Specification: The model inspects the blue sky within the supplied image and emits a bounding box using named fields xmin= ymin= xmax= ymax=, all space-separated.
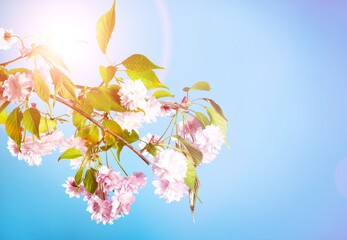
xmin=1 ymin=0 xmax=347 ymax=239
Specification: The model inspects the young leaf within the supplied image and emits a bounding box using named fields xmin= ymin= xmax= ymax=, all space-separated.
xmin=184 ymin=161 xmax=197 ymax=191
xmin=50 ymin=67 xmax=76 ymax=100
xmin=145 ymin=143 xmax=157 ymax=156
xmin=75 ymin=166 xmax=84 ymax=186
xmin=99 ymin=65 xmax=116 ymax=85
xmin=104 ymin=85 xmax=125 ymax=112
xmin=39 ymin=117 xmax=57 ymax=133
xmin=72 ymin=111 xmax=87 ymax=130
xmin=203 ymin=98 xmax=227 ymax=120
xmin=5 ymin=107 xmax=23 ymax=149
xmin=83 ymin=168 xmax=98 ymax=194
xmin=189 ymin=178 xmax=200 ymax=216
xmin=152 ymin=90 xmax=174 ymax=99
xmin=126 ymin=69 xmax=167 ymax=90
xmin=96 ymin=0 xmax=116 ymax=54
xmin=34 ymin=70 xmax=50 ymax=103
xmin=122 ymin=54 xmax=164 ymax=71
xmin=87 ymin=88 xmax=110 ymax=112
xmin=77 ymin=125 xmax=100 ymax=146
xmin=0 ymin=109 xmax=8 ymax=124
xmin=189 ymin=81 xmax=211 ymax=92
xmin=58 ymin=148 xmax=83 ymax=161
xmin=184 ymin=161 xmax=200 ymax=216
xmin=23 ymin=108 xmax=41 ymax=139
xmin=102 ymin=119 xmax=123 ymax=137
xmin=123 ymin=129 xmax=139 ymax=144
xmin=195 ymin=112 xmax=210 ymax=128
xmin=206 ymin=106 xmax=228 ymax=136
xmin=176 ymin=136 xmax=203 ymax=166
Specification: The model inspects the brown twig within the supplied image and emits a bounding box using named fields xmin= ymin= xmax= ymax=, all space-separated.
xmin=51 ymin=94 xmax=151 ymax=165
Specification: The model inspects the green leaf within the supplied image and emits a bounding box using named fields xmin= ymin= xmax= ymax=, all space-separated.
xmin=126 ymin=69 xmax=167 ymax=90
xmin=50 ymin=67 xmax=76 ymax=100
xmin=96 ymin=0 xmax=116 ymax=54
xmin=145 ymin=143 xmax=157 ymax=156
xmin=31 ymin=45 xmax=69 ymax=72
xmin=83 ymin=168 xmax=98 ymax=194
xmin=87 ymin=88 xmax=110 ymax=112
xmin=206 ymin=106 xmax=228 ymax=136
xmin=152 ymin=90 xmax=174 ymax=99
xmin=72 ymin=111 xmax=86 ymax=130
xmin=203 ymin=98 xmax=227 ymax=120
xmin=99 ymin=65 xmax=116 ymax=85
xmin=102 ymin=119 xmax=123 ymax=137
xmin=176 ymin=136 xmax=203 ymax=166
xmin=34 ymin=70 xmax=50 ymax=103
xmin=195 ymin=112 xmax=210 ymax=128
xmin=5 ymin=107 xmax=23 ymax=149
xmin=75 ymin=166 xmax=84 ymax=186
xmin=122 ymin=54 xmax=164 ymax=71
xmin=72 ymin=97 xmax=93 ymax=129
xmin=23 ymin=108 xmax=41 ymax=139
xmin=123 ymin=129 xmax=139 ymax=144
xmin=189 ymin=178 xmax=200 ymax=216
xmin=0 ymin=109 xmax=8 ymax=124
xmin=184 ymin=161 xmax=197 ymax=191
xmin=104 ymin=85 xmax=126 ymax=112
xmin=77 ymin=125 xmax=100 ymax=146
xmin=39 ymin=117 xmax=57 ymax=133
xmin=184 ymin=161 xmax=200 ymax=216
xmin=184 ymin=81 xmax=211 ymax=92
xmin=58 ymin=148 xmax=83 ymax=161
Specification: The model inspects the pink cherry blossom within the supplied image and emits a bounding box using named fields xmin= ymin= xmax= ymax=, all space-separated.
xmin=62 ymin=177 xmax=81 ymax=198
xmin=87 ymin=196 xmax=116 ymax=224
xmin=142 ymin=96 xmax=162 ymax=123
xmin=194 ymin=125 xmax=225 ymax=164
xmin=96 ymin=166 xmax=124 ymax=192
xmin=121 ymin=172 xmax=147 ymax=193
xmin=160 ymin=104 xmax=175 ymax=117
xmin=152 ymin=149 xmax=188 ymax=183
xmin=112 ymin=190 xmax=135 ymax=216
xmin=0 ymin=28 xmax=17 ymax=50
xmin=7 ymin=130 xmax=64 ymax=166
xmin=118 ymin=79 xmax=148 ymax=110
xmin=3 ymin=72 xmax=33 ymax=103
xmin=177 ymin=117 xmax=202 ymax=139
xmin=115 ymin=111 xmax=144 ymax=133
xmin=153 ymin=179 xmax=188 ymax=203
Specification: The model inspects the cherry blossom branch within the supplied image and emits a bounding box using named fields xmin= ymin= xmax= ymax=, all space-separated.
xmin=51 ymin=94 xmax=151 ymax=165
xmin=0 ymin=55 xmax=26 ymax=67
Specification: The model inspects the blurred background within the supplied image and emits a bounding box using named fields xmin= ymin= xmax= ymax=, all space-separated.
xmin=1 ymin=0 xmax=347 ymax=239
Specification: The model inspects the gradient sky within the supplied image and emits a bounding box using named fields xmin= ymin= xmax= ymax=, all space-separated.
xmin=1 ymin=0 xmax=347 ymax=239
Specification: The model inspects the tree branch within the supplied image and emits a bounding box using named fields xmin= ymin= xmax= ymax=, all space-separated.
xmin=51 ymin=94 xmax=151 ymax=165
xmin=0 ymin=55 xmax=26 ymax=67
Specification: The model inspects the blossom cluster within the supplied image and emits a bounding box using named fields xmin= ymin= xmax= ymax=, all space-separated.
xmin=8 ymin=131 xmax=86 ymax=167
xmin=116 ymin=79 xmax=163 ymax=132
xmin=178 ymin=118 xmax=225 ymax=164
xmin=63 ymin=167 xmax=146 ymax=224
xmin=1 ymin=17 xmax=228 ymax=223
